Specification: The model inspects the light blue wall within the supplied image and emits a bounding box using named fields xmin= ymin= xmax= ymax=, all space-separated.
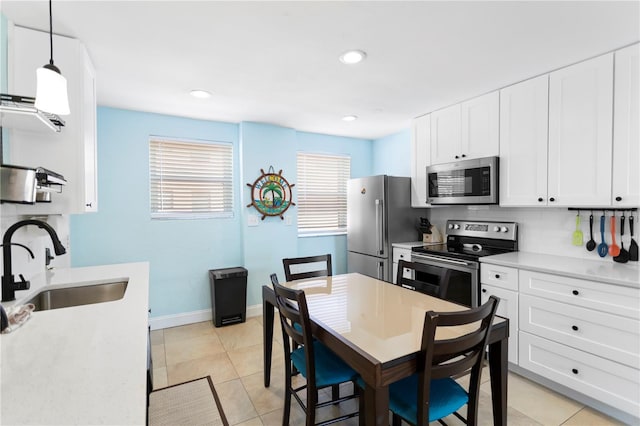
xmin=371 ymin=128 xmax=411 ymax=176
xmin=70 ymin=107 xmax=242 ymax=317
xmin=70 ymin=108 xmax=376 ymax=317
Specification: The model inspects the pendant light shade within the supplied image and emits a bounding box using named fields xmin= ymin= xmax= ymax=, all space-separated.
xmin=34 ymin=0 xmax=70 ymax=115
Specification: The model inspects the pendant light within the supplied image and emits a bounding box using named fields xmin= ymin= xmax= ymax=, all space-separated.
xmin=35 ymin=0 xmax=70 ymax=115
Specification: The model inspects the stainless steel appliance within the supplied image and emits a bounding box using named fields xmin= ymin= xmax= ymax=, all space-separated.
xmin=347 ymin=175 xmax=426 ymax=282
xmin=1 ymin=164 xmax=67 ymax=204
xmin=0 ymin=94 xmax=65 ymax=133
xmin=426 ymin=156 xmax=499 ymax=205
xmin=411 ymin=220 xmax=518 ymax=307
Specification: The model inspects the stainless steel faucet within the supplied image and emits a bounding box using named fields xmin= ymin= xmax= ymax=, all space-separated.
xmin=1 ymin=219 xmax=67 ymax=302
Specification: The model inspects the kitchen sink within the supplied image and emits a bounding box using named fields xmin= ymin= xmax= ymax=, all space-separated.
xmin=26 ymin=281 xmax=128 ymax=311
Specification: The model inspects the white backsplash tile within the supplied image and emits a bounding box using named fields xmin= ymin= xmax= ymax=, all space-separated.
xmin=428 ymin=205 xmax=640 ymax=263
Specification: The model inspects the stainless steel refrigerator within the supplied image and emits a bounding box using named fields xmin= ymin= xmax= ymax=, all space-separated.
xmin=347 ymin=175 xmax=427 ymax=282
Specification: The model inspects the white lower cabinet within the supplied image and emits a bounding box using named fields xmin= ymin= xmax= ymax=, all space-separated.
xmin=392 ymin=247 xmax=412 ymax=284
xmin=481 ymin=284 xmax=518 ymax=364
xmin=519 ymin=332 xmax=640 ymax=416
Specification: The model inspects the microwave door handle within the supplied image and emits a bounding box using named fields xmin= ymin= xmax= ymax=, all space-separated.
xmin=375 ymin=199 xmax=384 ymax=255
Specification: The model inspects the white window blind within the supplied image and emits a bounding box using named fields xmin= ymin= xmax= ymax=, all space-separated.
xmin=149 ymin=138 xmax=233 ymax=219
xmin=297 ymin=152 xmax=350 ymax=234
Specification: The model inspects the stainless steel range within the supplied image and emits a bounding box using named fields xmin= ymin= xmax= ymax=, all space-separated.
xmin=411 ymin=220 xmax=518 ymax=307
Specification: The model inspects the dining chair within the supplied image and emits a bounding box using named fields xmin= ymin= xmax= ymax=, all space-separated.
xmin=386 ymin=295 xmax=499 ymax=426
xmin=271 ymin=279 xmax=360 ymax=426
xmin=282 ymin=254 xmax=332 ymax=281
xmin=396 ymin=259 xmax=451 ymax=299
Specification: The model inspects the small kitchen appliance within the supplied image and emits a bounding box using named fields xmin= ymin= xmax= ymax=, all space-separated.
xmin=426 ymin=156 xmax=499 ymax=205
xmin=411 ymin=220 xmax=518 ymax=307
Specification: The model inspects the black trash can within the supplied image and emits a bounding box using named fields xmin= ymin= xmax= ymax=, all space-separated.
xmin=209 ymin=267 xmax=248 ymax=327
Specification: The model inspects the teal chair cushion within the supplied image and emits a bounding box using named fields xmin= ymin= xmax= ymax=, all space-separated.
xmin=291 ymin=341 xmax=357 ymax=388
xmin=388 ymin=374 xmax=468 ymax=423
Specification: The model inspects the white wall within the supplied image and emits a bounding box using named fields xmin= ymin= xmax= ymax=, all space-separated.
xmin=428 ymin=205 xmax=639 ymax=263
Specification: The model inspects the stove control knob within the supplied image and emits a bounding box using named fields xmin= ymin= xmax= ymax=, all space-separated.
xmin=500 ymin=226 xmax=509 ymax=233
xmin=493 ymin=226 xmax=500 ymax=232
xmin=453 ymin=224 xmax=460 ymax=230
xmin=448 ymin=224 xmax=454 ymax=230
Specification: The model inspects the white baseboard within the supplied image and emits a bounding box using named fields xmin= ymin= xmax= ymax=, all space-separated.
xmin=150 ymin=304 xmax=262 ymax=330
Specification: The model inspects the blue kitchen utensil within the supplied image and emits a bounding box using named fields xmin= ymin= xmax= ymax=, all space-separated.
xmin=597 ymin=214 xmax=608 ymax=257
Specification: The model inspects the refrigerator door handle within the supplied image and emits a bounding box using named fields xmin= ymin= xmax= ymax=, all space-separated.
xmin=375 ymin=199 xmax=384 ymax=255
xmin=377 ymin=261 xmax=384 ymax=280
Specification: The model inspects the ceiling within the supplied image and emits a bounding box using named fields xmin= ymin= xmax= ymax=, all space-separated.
xmin=1 ymin=1 xmax=638 ymax=140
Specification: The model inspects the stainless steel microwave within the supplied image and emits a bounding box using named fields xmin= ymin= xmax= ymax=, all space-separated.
xmin=426 ymin=156 xmax=499 ymax=205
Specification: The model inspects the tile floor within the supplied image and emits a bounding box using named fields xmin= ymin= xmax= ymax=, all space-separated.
xmin=150 ymin=317 xmax=624 ymax=425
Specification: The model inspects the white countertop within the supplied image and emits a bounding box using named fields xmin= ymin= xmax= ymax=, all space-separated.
xmin=392 ymin=241 xmax=427 ymax=250
xmin=0 ymin=262 xmax=150 ymax=425
xmin=481 ymin=252 xmax=640 ymax=288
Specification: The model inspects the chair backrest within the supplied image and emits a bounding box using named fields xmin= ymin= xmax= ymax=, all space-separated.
xmin=415 ymin=296 xmax=499 ymax=426
xmin=271 ymin=280 xmax=318 ymax=388
xmin=396 ymin=259 xmax=451 ymax=299
xmin=282 ymin=254 xmax=332 ymax=281
xmin=270 ymin=273 xmax=280 ymax=286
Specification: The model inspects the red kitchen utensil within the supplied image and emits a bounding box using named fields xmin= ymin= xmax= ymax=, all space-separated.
xmin=609 ymin=215 xmax=620 ymax=257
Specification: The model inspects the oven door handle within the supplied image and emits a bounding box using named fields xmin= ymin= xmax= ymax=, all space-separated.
xmin=412 ymin=253 xmax=474 ymax=268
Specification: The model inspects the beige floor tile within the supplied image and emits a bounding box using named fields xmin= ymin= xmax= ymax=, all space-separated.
xmin=228 ymin=342 xmax=284 ymax=378
xmin=151 ymin=344 xmax=166 ymax=368
xmin=167 ymin=351 xmax=239 ymax=386
xmin=163 ymin=320 xmax=217 ymax=343
xmin=150 ymin=329 xmax=164 ymax=345
xmin=216 ymin=318 xmax=264 ymax=351
xmin=215 ymin=379 xmax=259 ymax=425
xmin=152 ymin=366 xmax=168 ymax=390
xmin=261 ymin=405 xmax=306 ymax=426
xmin=164 ymin=333 xmax=226 ymax=365
xmin=481 ymin=372 xmax=583 ymax=425
xmin=562 ymin=406 xmax=625 ymax=426
xmin=242 ymin=371 xmax=287 ymax=415
xmin=233 ymin=417 xmax=264 ymax=426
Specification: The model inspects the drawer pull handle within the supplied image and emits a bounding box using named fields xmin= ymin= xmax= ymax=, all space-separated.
xmin=482 ymin=289 xmax=487 ymax=293
xmin=400 ymin=255 xmax=404 ymax=258
xmin=572 ymin=368 xmax=579 ymax=375
xmin=494 ymin=274 xmax=500 ymax=279
xmin=571 ymin=325 xmax=579 ymax=331
xmin=572 ymin=290 xmax=579 ymax=296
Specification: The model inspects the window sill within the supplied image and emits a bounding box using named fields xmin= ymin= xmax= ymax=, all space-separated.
xmin=298 ymin=231 xmax=347 ymax=238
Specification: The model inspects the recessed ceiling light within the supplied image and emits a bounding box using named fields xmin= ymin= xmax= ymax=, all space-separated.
xmin=190 ymin=89 xmax=212 ymax=99
xmin=342 ymin=115 xmax=358 ymax=122
xmin=339 ymin=50 xmax=367 ymax=65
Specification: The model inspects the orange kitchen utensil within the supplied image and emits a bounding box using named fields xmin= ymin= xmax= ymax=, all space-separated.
xmin=609 ymin=215 xmax=620 ymax=257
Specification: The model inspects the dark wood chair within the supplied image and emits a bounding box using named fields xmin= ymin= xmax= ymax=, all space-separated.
xmin=385 ymin=296 xmax=500 ymax=426
xmin=271 ymin=280 xmax=359 ymax=426
xmin=396 ymin=259 xmax=451 ymax=299
xmin=282 ymin=254 xmax=332 ymax=281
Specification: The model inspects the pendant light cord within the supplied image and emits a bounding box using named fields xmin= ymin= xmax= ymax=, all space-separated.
xmin=48 ymin=0 xmax=54 ymax=65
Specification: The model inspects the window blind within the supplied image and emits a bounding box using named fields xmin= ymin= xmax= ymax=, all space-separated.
xmin=297 ymin=152 xmax=350 ymax=234
xmin=149 ymin=138 xmax=233 ymax=219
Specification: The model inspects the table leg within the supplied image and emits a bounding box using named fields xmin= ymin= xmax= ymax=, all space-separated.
xmin=364 ymin=383 xmax=389 ymax=426
xmin=488 ymin=337 xmax=508 ymax=426
xmin=263 ymin=298 xmax=274 ymax=387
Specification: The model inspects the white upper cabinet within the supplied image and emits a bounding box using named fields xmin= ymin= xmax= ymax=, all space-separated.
xmin=461 ymin=91 xmax=500 ymax=160
xmin=548 ymin=53 xmax=614 ymax=206
xmin=612 ymin=43 xmax=640 ymax=207
xmin=430 ymin=91 xmax=499 ymax=165
xmin=499 ymin=75 xmax=549 ymax=206
xmin=410 ymin=114 xmax=430 ymax=207
xmin=8 ymin=26 xmax=97 ymax=214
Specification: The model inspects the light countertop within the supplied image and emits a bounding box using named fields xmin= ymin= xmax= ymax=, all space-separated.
xmin=0 ymin=262 xmax=149 ymax=425
xmin=481 ymin=252 xmax=639 ymax=288
xmin=392 ymin=241 xmax=427 ymax=250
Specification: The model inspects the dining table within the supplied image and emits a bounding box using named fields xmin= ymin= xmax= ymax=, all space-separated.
xmin=262 ymin=273 xmax=509 ymax=425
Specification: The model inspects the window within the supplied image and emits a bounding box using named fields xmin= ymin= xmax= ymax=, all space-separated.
xmin=149 ymin=137 xmax=233 ymax=219
xmin=297 ymin=152 xmax=350 ymax=235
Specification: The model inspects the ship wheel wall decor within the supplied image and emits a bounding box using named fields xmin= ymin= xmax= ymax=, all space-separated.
xmin=246 ymin=167 xmax=295 ymax=220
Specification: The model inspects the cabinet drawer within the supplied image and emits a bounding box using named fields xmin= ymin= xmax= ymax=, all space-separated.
xmin=393 ymin=248 xmax=412 ymax=264
xmin=520 ymin=294 xmax=639 ymax=368
xmin=480 ymin=264 xmax=518 ymax=290
xmin=481 ymin=284 xmax=518 ymax=364
xmin=519 ymin=270 xmax=640 ymax=319
xmin=519 ymin=332 xmax=640 ymax=416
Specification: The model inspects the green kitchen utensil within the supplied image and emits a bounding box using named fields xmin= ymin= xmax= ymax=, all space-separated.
xmin=572 ymin=214 xmax=583 ymax=246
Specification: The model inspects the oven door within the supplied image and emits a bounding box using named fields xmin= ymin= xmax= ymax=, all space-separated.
xmin=410 ymin=252 xmax=479 ymax=307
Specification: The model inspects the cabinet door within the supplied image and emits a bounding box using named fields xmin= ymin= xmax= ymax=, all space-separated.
xmin=461 ymin=91 xmax=499 ymax=160
xmin=411 ymin=114 xmax=430 ymax=207
xmin=499 ymin=76 xmax=549 ymax=206
xmin=481 ymin=284 xmax=518 ymax=364
xmin=612 ymin=43 xmax=640 ymax=207
xmin=81 ymin=46 xmax=98 ymax=212
xmin=430 ymin=104 xmax=461 ymax=165
xmin=548 ymin=53 xmax=614 ymax=206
